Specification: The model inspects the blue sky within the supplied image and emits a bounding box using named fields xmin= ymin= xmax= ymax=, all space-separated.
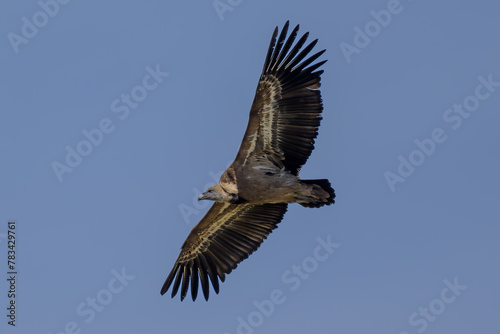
xmin=1 ymin=0 xmax=499 ymax=333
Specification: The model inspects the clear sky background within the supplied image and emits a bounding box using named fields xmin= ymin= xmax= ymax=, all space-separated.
xmin=1 ymin=1 xmax=499 ymax=333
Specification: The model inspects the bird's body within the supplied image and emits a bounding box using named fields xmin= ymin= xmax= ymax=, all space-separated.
xmin=161 ymin=21 xmax=335 ymax=301
xmin=218 ymin=161 xmax=331 ymax=206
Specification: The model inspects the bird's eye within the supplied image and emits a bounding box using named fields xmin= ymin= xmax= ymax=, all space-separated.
xmin=208 ymin=190 xmax=213 ymax=193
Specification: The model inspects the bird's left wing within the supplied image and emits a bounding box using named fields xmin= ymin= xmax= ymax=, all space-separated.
xmin=161 ymin=202 xmax=288 ymax=301
xmin=234 ymin=21 xmax=327 ymax=175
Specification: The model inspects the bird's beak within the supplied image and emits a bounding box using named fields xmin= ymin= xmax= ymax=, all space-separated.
xmin=198 ymin=193 xmax=205 ymax=201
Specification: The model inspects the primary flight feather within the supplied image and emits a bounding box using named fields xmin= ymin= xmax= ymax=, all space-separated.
xmin=161 ymin=21 xmax=335 ymax=301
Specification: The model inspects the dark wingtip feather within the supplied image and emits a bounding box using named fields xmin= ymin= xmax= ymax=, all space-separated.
xmin=170 ymin=265 xmax=183 ymax=298
xmin=160 ymin=263 xmax=178 ymax=295
xmin=197 ymin=257 xmax=210 ymax=301
xmin=262 ymin=26 xmax=279 ymax=74
xmin=190 ymin=260 xmax=199 ymax=301
xmin=305 ymin=60 xmax=328 ymax=75
xmin=180 ymin=264 xmax=191 ymax=301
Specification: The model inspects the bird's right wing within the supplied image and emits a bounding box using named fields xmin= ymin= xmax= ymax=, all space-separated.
xmin=161 ymin=202 xmax=288 ymax=301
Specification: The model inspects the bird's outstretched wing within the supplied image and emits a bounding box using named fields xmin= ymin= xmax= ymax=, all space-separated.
xmin=161 ymin=202 xmax=288 ymax=301
xmin=235 ymin=20 xmax=327 ymax=175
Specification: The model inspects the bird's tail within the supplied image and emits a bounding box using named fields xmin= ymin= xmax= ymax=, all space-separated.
xmin=298 ymin=179 xmax=335 ymax=208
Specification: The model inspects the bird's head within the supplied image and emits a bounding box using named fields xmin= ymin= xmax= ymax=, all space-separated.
xmin=198 ymin=184 xmax=240 ymax=203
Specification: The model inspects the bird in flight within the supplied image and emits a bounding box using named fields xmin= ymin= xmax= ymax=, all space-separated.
xmin=161 ymin=21 xmax=335 ymax=301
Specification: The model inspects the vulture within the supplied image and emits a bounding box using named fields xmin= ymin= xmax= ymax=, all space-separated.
xmin=161 ymin=21 xmax=335 ymax=301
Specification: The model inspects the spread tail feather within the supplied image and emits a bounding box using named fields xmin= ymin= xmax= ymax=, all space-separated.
xmin=298 ymin=179 xmax=335 ymax=208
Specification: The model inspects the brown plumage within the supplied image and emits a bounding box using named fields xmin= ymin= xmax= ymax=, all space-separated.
xmin=161 ymin=21 xmax=335 ymax=301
